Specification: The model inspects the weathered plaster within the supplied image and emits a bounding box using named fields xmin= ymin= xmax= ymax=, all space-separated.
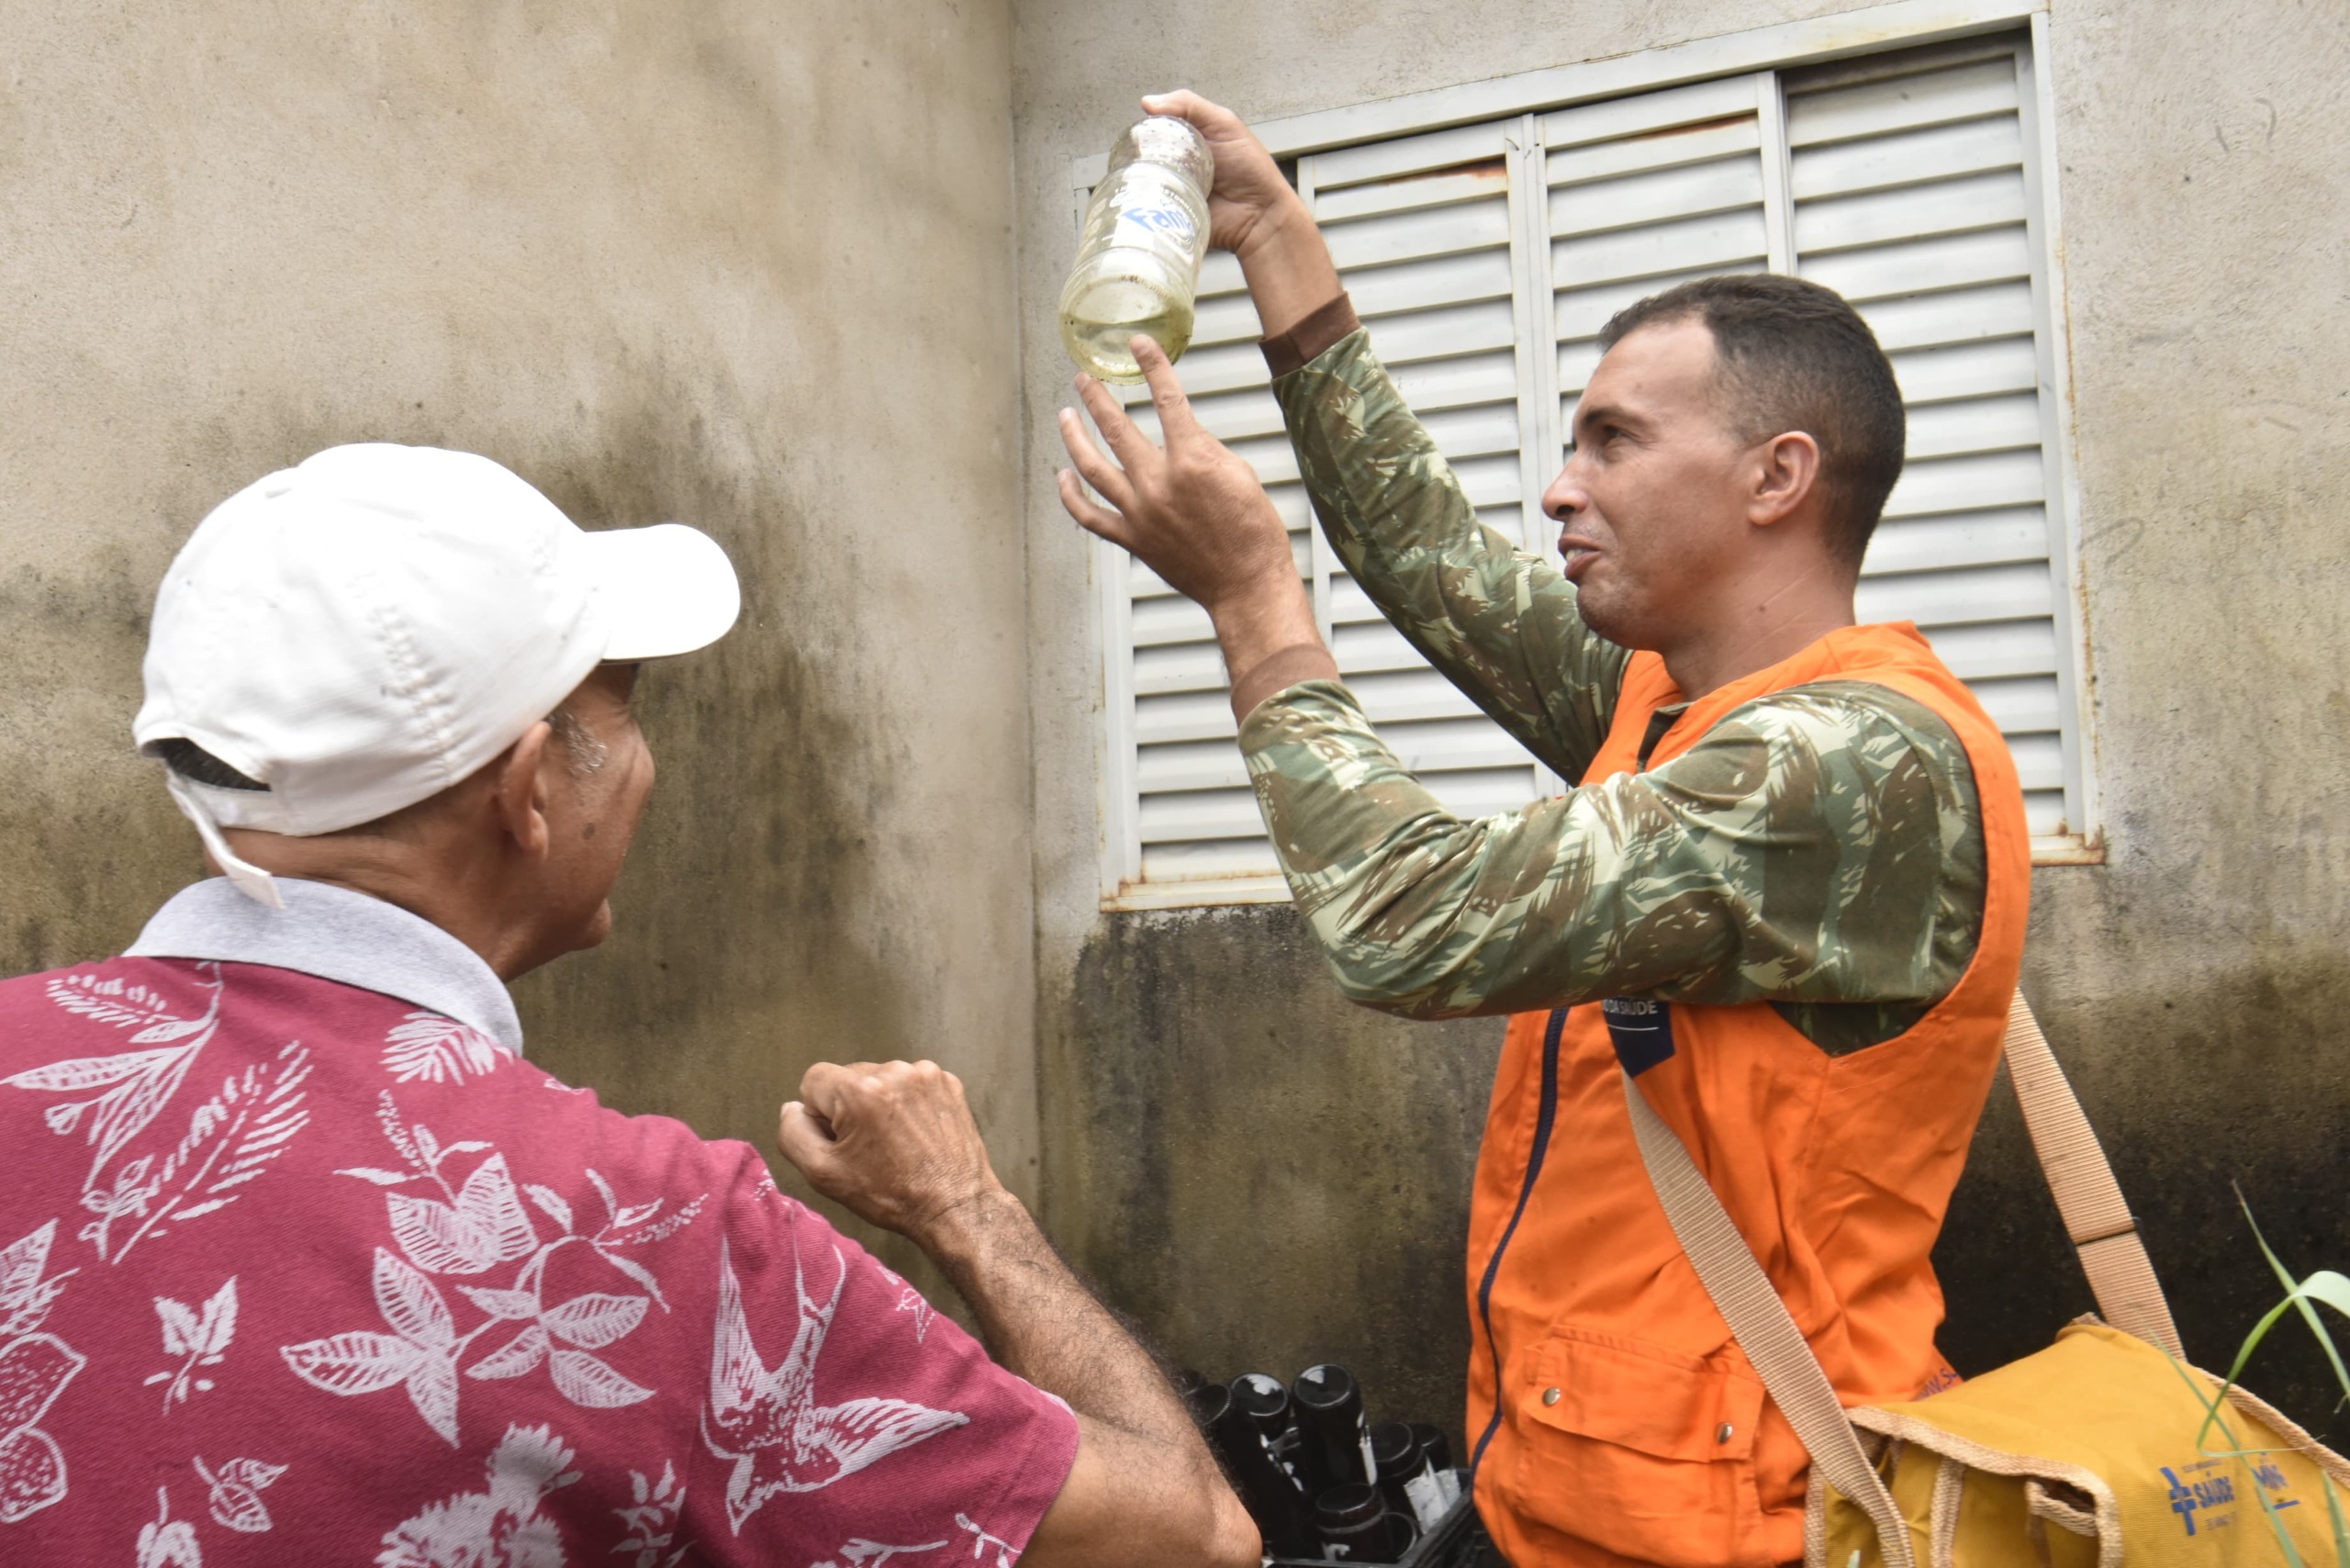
xmin=1015 ymin=0 xmax=2350 ymax=1434
xmin=0 ymin=0 xmax=1034 ymax=1303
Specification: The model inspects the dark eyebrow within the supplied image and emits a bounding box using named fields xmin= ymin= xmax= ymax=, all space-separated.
xmin=1572 ymin=398 xmax=1645 ymax=436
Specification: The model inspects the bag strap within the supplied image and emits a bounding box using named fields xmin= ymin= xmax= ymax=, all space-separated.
xmin=1621 ymin=1074 xmax=1919 ymax=1568
xmin=1998 ymin=991 xmax=2183 ymax=1358
xmin=1625 ymin=992 xmax=2185 ymax=1563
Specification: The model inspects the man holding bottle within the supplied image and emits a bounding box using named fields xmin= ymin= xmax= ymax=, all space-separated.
xmin=1056 ymin=91 xmax=2031 ymax=1568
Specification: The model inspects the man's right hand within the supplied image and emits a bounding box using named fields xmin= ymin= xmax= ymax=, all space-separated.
xmin=1138 ymin=89 xmax=1301 ymax=257
xmin=1140 ymin=88 xmax=1342 ymax=340
xmin=778 ymin=1058 xmax=1006 ymax=1248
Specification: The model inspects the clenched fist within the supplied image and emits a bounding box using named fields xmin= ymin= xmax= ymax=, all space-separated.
xmin=777 ymin=1059 xmax=1003 ymax=1245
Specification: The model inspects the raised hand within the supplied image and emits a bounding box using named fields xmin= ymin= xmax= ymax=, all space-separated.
xmin=1056 ymin=336 xmax=1317 ymax=678
xmin=1138 ymin=89 xmax=1342 ymax=338
xmin=1138 ymin=89 xmax=1301 ymax=257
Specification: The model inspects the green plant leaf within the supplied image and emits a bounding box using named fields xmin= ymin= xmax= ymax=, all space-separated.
xmin=2204 ymin=1295 xmax=2301 ymax=1450
xmin=2243 ymin=1196 xmax=2350 ymax=1402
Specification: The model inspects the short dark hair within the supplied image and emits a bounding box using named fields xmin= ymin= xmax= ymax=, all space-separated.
xmin=1596 ymin=274 xmax=1905 ymax=565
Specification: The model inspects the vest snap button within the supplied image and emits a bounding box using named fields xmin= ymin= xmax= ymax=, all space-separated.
xmin=1541 ymin=1387 xmax=1561 ymax=1406
xmin=1717 ymin=1422 xmax=1734 ymax=1443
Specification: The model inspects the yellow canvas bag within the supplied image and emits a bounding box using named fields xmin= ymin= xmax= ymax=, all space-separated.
xmin=1628 ymin=993 xmax=2350 ymax=1568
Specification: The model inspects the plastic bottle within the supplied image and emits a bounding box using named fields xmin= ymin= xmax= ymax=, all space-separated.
xmin=1371 ymin=1420 xmax=1446 ymax=1530
xmin=1292 ymin=1363 xmax=1378 ymax=1493
xmin=1314 ymin=1484 xmax=1415 ymax=1563
xmin=1202 ymin=1385 xmax=1318 ymax=1559
xmin=1228 ymin=1372 xmax=1293 ymax=1442
xmin=1058 ymin=117 xmax=1215 ymax=384
xmin=1410 ymin=1422 xmax=1462 ymax=1508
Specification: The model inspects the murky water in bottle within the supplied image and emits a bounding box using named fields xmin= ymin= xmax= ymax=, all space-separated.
xmin=1061 ymin=275 xmax=1196 ymax=384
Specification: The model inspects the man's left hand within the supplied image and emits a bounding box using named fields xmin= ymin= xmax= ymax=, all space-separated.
xmin=1056 ymin=337 xmax=1318 ymax=677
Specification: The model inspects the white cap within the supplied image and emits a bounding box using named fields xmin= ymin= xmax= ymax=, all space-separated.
xmin=134 ymin=442 xmax=742 ymax=907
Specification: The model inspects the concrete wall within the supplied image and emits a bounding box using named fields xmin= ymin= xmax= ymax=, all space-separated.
xmin=1014 ymin=0 xmax=2350 ymax=1441
xmin=0 ymin=0 xmax=1032 ymax=1301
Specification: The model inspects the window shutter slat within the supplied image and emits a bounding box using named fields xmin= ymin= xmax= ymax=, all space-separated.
xmin=1307 ymin=120 xmax=1550 ymax=832
xmin=1786 ymin=46 xmax=2081 ymax=839
xmin=1101 ymin=28 xmax=2093 ymax=903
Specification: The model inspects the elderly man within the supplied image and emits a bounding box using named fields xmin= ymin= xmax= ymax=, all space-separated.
xmin=0 ymin=444 xmax=1256 ymax=1567
xmin=1057 ymin=94 xmax=2031 ymax=1568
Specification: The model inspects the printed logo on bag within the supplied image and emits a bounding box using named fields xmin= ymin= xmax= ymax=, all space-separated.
xmin=1914 ymin=1361 xmax=1963 ymax=1399
xmin=2161 ymin=1461 xmax=2239 ymax=1538
xmin=1601 ymin=998 xmax=1674 ymax=1076
xmin=2161 ymin=1456 xmax=2307 ymax=1538
xmin=2249 ymin=1461 xmax=2302 ymax=1509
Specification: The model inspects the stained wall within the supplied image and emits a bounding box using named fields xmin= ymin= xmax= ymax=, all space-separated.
xmin=1013 ymin=0 xmax=2350 ymax=1442
xmin=0 ymin=0 xmax=1033 ymax=1297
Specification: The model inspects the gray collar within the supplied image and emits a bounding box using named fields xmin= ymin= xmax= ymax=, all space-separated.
xmin=126 ymin=878 xmax=524 ymax=1056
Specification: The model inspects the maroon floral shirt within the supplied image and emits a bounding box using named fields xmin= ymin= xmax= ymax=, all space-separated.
xmin=0 ymin=879 xmax=1077 ymax=1566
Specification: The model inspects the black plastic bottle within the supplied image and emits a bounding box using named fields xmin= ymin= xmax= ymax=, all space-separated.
xmin=1203 ymin=1384 xmax=1317 ymax=1559
xmin=1184 ymin=1380 xmax=1230 ymax=1431
xmin=1229 ymin=1371 xmax=1304 ymax=1491
xmin=1292 ymin=1364 xmax=1377 ymax=1493
xmin=1371 ymin=1419 xmax=1445 ymax=1529
xmin=1313 ymin=1483 xmax=1392 ymax=1561
xmin=1227 ymin=1372 xmax=1292 ymax=1441
xmin=1411 ymin=1422 xmax=1462 ymax=1508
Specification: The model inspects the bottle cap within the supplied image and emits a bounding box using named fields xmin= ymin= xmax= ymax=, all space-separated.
xmin=1108 ymin=115 xmax=1214 ymax=191
xmin=1369 ymin=1419 xmax=1416 ymax=1478
xmin=1184 ymin=1381 xmax=1233 ymax=1429
xmin=1313 ymin=1483 xmax=1384 ymax=1529
xmin=1292 ymin=1363 xmax=1359 ymax=1411
xmin=1376 ymin=1509 xmax=1420 ymax=1563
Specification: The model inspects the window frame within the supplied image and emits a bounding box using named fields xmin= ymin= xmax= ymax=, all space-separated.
xmin=1074 ymin=0 xmax=2100 ymax=912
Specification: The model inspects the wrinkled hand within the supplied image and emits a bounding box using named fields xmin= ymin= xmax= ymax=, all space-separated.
xmin=1058 ymin=338 xmax=1315 ymax=666
xmin=778 ymin=1059 xmax=1002 ymax=1244
xmin=1140 ymin=89 xmax=1304 ymax=259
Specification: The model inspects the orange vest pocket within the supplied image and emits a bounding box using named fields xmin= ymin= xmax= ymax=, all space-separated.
xmin=1512 ymin=1327 xmax=1772 ymax=1568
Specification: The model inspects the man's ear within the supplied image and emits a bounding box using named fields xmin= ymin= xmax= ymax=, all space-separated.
xmin=1748 ymin=430 xmax=1822 ymax=530
xmin=491 ymin=722 xmax=557 ymax=860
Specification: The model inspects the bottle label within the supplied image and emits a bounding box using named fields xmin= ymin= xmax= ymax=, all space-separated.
xmin=1105 ymin=198 xmax=1202 ymax=258
xmin=1404 ymin=1470 xmax=1445 ymax=1529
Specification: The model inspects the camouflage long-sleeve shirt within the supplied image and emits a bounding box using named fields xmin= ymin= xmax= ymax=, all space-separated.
xmin=1239 ymin=327 xmax=1986 ymax=1053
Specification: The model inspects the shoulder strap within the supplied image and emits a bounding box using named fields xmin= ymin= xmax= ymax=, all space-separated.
xmin=1621 ymin=1076 xmax=1917 ymax=1568
xmin=1998 ymin=992 xmax=2183 ymax=1357
xmin=1624 ymin=991 xmax=2180 ymax=1567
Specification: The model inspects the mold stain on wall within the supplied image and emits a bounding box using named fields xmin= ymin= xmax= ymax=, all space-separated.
xmin=1045 ymin=899 xmax=2350 ymax=1444
xmin=1051 ymin=903 xmax=1502 ymax=1448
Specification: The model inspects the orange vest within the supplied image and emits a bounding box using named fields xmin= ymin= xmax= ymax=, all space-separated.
xmin=1463 ymin=622 xmax=2031 ymax=1568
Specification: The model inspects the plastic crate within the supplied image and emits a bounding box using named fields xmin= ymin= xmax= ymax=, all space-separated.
xmin=1267 ymin=1473 xmax=1489 ymax=1568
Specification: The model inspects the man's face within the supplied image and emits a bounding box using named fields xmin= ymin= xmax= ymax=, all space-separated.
xmin=1542 ymin=319 xmax=1757 ymax=651
xmin=537 ymin=662 xmax=655 ymax=957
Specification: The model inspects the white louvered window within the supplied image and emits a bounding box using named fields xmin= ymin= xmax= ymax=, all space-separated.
xmin=1090 ymin=23 xmax=2093 ymax=909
